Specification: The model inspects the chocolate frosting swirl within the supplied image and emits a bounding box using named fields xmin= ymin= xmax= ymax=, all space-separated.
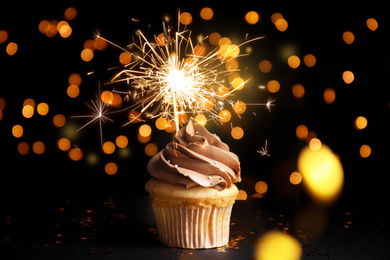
xmin=147 ymin=118 xmax=241 ymax=191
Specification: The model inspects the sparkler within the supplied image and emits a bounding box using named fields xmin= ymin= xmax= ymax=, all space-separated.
xmin=97 ymin=14 xmax=266 ymax=132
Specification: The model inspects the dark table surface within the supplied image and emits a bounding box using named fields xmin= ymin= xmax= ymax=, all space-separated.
xmin=1 ymin=191 xmax=389 ymax=259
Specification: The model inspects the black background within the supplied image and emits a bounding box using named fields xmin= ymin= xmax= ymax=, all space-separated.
xmin=1 ymin=1 xmax=389 ymax=259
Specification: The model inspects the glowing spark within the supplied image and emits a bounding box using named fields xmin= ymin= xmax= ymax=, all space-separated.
xmin=72 ymin=91 xmax=113 ymax=145
xmin=257 ymin=139 xmax=270 ymax=156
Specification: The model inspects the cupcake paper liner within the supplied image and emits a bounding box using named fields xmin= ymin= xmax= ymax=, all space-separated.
xmin=151 ymin=203 xmax=233 ymax=249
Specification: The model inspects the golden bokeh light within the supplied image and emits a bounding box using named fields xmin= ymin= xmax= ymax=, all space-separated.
xmin=218 ymin=109 xmax=231 ymax=123
xmin=233 ymin=101 xmax=246 ymax=114
xmin=209 ymin=32 xmax=221 ymax=45
xmin=292 ymin=84 xmax=305 ymax=98
xmin=138 ymin=133 xmax=151 ymax=143
xmin=37 ymin=102 xmax=49 ymax=116
xmin=0 ymin=29 xmax=8 ymax=44
xmin=81 ymin=48 xmax=94 ymax=62
xmin=119 ymin=51 xmax=132 ymax=65
xmin=267 ymin=80 xmax=280 ymax=93
xmin=22 ymin=105 xmax=34 ymax=118
xmin=94 ymin=38 xmax=108 ymax=51
xmin=105 ymin=162 xmax=118 ymax=175
xmin=155 ymin=117 xmax=168 ymax=130
xmin=231 ymin=126 xmax=244 ymax=140
xmin=270 ymin=13 xmax=284 ymax=24
xmin=342 ymin=70 xmax=354 ymax=84
xmin=235 ymin=189 xmax=247 ymax=200
xmin=354 ymin=116 xmax=368 ymax=130
xmin=127 ymin=111 xmax=142 ymax=124
xmin=296 ymin=124 xmax=308 ymax=140
xmin=139 ymin=124 xmax=152 ymax=137
xmin=200 ymin=7 xmax=213 ymax=20
xmin=275 ymin=18 xmax=288 ymax=32
xmin=255 ymin=181 xmax=268 ymax=194
xmin=194 ymin=114 xmax=207 ymax=126
xmin=64 ymin=6 xmax=77 ymax=21
xmin=53 ymin=114 xmax=66 ymax=127
xmin=164 ymin=120 xmax=176 ymax=133
xmin=343 ymin=31 xmax=355 ymax=44
xmin=258 ymin=60 xmax=272 ymax=73
xmin=101 ymin=90 xmax=114 ymax=104
xmin=111 ymin=93 xmax=122 ymax=108
xmin=32 ymin=141 xmax=45 ymax=155
xmin=17 ymin=142 xmax=29 ymax=155
xmin=254 ymin=231 xmax=302 ymax=260
xmin=303 ymin=54 xmax=316 ymax=67
xmin=218 ymin=37 xmax=231 ymax=47
xmin=360 ymin=144 xmax=371 ymax=158
xmin=102 ymin=141 xmax=116 ymax=154
xmin=323 ymin=88 xmax=336 ymax=104
xmin=309 ymin=138 xmax=322 ymax=151
xmin=57 ymin=137 xmax=71 ymax=151
xmin=6 ymin=42 xmax=18 ymax=56
xmin=216 ymin=86 xmax=229 ymax=98
xmin=12 ymin=124 xmax=23 ymax=138
xmin=298 ymin=144 xmax=344 ymax=204
xmin=68 ymin=73 xmax=82 ymax=86
xmin=290 ymin=171 xmax=303 ymax=185
xmin=366 ymin=18 xmax=378 ymax=31
xmin=287 ymin=55 xmax=300 ymax=69
xmin=115 ymin=135 xmax=128 ymax=148
xmin=145 ymin=142 xmax=158 ymax=157
xmin=179 ymin=12 xmax=192 ymax=25
xmin=68 ymin=147 xmax=83 ymax=161
xmin=67 ymin=85 xmax=80 ymax=98
xmin=245 ymin=11 xmax=260 ymax=24
xmin=231 ymin=76 xmax=245 ymax=90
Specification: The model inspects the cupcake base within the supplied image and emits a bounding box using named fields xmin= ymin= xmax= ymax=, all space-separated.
xmin=152 ymin=203 xmax=233 ymax=249
xmin=145 ymin=178 xmax=238 ymax=249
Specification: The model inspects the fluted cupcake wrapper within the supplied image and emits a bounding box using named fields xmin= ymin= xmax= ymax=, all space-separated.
xmin=151 ymin=203 xmax=233 ymax=249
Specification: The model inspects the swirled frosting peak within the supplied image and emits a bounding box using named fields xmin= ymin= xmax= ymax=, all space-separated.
xmin=147 ymin=118 xmax=241 ymax=191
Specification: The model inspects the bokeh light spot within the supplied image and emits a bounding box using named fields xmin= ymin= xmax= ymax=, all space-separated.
xmin=37 ymin=102 xmax=49 ymax=116
xmin=354 ymin=116 xmax=367 ymax=130
xmin=200 ymin=7 xmax=213 ymax=20
xmin=6 ymin=42 xmax=18 ymax=56
xmin=298 ymin=144 xmax=344 ymax=204
xmin=68 ymin=148 xmax=83 ymax=161
xmin=255 ymin=231 xmax=302 ymax=260
xmin=296 ymin=124 xmax=308 ymax=140
xmin=81 ymin=48 xmax=94 ymax=62
xmin=145 ymin=143 xmax=158 ymax=157
xmin=342 ymin=70 xmax=354 ymax=84
xmin=102 ymin=141 xmax=116 ymax=154
xmin=115 ymin=135 xmax=129 ymax=148
xmin=53 ymin=114 xmax=66 ymax=127
xmin=139 ymin=124 xmax=152 ymax=137
xmin=105 ymin=162 xmax=118 ymax=175
xmin=32 ymin=141 xmax=45 ymax=155
xmin=17 ymin=142 xmax=29 ymax=155
xmin=12 ymin=124 xmax=23 ymax=138
xmin=255 ymin=181 xmax=268 ymax=194
xmin=179 ymin=12 xmax=192 ymax=25
xmin=366 ymin=18 xmax=378 ymax=31
xmin=267 ymin=80 xmax=280 ymax=93
xmin=245 ymin=11 xmax=260 ymax=24
xmin=258 ymin=60 xmax=272 ymax=73
xmin=292 ymin=84 xmax=305 ymax=98
xmin=360 ymin=144 xmax=371 ymax=158
xmin=343 ymin=31 xmax=355 ymax=44
xmin=323 ymin=88 xmax=336 ymax=104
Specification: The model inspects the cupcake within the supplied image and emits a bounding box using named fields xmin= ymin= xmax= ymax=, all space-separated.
xmin=145 ymin=118 xmax=241 ymax=249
